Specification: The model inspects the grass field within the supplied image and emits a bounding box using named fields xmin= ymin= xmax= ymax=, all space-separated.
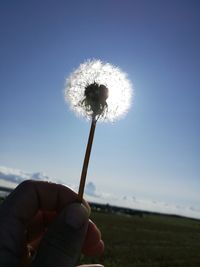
xmin=1 ymin=196 xmax=200 ymax=266
xmin=79 ymin=211 xmax=200 ymax=267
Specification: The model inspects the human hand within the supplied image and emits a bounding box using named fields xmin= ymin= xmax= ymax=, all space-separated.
xmin=0 ymin=180 xmax=104 ymax=267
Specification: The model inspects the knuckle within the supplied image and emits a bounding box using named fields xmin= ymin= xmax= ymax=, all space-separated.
xmin=17 ymin=179 xmax=35 ymax=191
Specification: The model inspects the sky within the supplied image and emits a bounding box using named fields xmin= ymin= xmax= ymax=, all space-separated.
xmin=0 ymin=0 xmax=200 ymax=218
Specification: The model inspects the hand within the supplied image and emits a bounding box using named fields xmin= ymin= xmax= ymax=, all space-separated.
xmin=0 ymin=180 xmax=104 ymax=267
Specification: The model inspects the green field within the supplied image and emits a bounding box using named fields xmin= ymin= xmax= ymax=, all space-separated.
xmin=1 ymin=196 xmax=200 ymax=266
xmin=80 ymin=211 xmax=200 ymax=267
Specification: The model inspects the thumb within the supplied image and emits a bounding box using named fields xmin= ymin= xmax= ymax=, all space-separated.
xmin=30 ymin=203 xmax=89 ymax=267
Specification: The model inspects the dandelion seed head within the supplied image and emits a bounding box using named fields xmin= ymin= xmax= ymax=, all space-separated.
xmin=64 ymin=59 xmax=133 ymax=122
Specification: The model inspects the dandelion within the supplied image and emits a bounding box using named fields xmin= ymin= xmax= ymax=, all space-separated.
xmin=65 ymin=59 xmax=132 ymax=122
xmin=64 ymin=59 xmax=133 ymax=201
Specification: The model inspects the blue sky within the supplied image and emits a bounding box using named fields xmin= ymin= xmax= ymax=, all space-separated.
xmin=0 ymin=0 xmax=200 ymax=218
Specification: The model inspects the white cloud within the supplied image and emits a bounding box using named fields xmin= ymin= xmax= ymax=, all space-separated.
xmin=0 ymin=166 xmax=52 ymax=185
xmin=85 ymin=182 xmax=99 ymax=197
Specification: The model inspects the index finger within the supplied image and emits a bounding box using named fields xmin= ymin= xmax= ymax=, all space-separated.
xmin=1 ymin=180 xmax=87 ymax=224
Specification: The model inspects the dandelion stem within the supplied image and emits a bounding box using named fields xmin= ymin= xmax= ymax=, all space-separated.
xmin=78 ymin=118 xmax=97 ymax=202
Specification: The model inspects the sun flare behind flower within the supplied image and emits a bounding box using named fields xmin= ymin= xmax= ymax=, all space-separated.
xmin=65 ymin=59 xmax=133 ymax=122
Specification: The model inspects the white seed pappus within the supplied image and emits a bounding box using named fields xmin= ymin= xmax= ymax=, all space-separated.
xmin=64 ymin=59 xmax=133 ymax=122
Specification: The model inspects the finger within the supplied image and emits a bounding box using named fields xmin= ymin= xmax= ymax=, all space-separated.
xmin=82 ymin=220 xmax=104 ymax=256
xmin=30 ymin=203 xmax=89 ymax=267
xmin=27 ymin=214 xmax=101 ymax=248
xmin=82 ymin=239 xmax=104 ymax=257
xmin=28 ymin=218 xmax=104 ymax=256
xmin=26 ymin=211 xmax=44 ymax=243
xmin=27 ymin=210 xmax=57 ymax=242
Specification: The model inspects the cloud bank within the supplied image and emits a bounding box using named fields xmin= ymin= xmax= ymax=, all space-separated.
xmin=0 ymin=166 xmax=51 ymax=185
xmin=0 ymin=166 xmax=200 ymax=219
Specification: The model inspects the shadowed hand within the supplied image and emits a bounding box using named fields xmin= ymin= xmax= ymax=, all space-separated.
xmin=0 ymin=181 xmax=104 ymax=267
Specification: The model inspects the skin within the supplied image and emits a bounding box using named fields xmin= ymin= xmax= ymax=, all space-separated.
xmin=0 ymin=180 xmax=104 ymax=267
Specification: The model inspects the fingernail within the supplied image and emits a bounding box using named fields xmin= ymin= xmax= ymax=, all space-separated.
xmin=83 ymin=201 xmax=91 ymax=216
xmin=65 ymin=203 xmax=89 ymax=229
